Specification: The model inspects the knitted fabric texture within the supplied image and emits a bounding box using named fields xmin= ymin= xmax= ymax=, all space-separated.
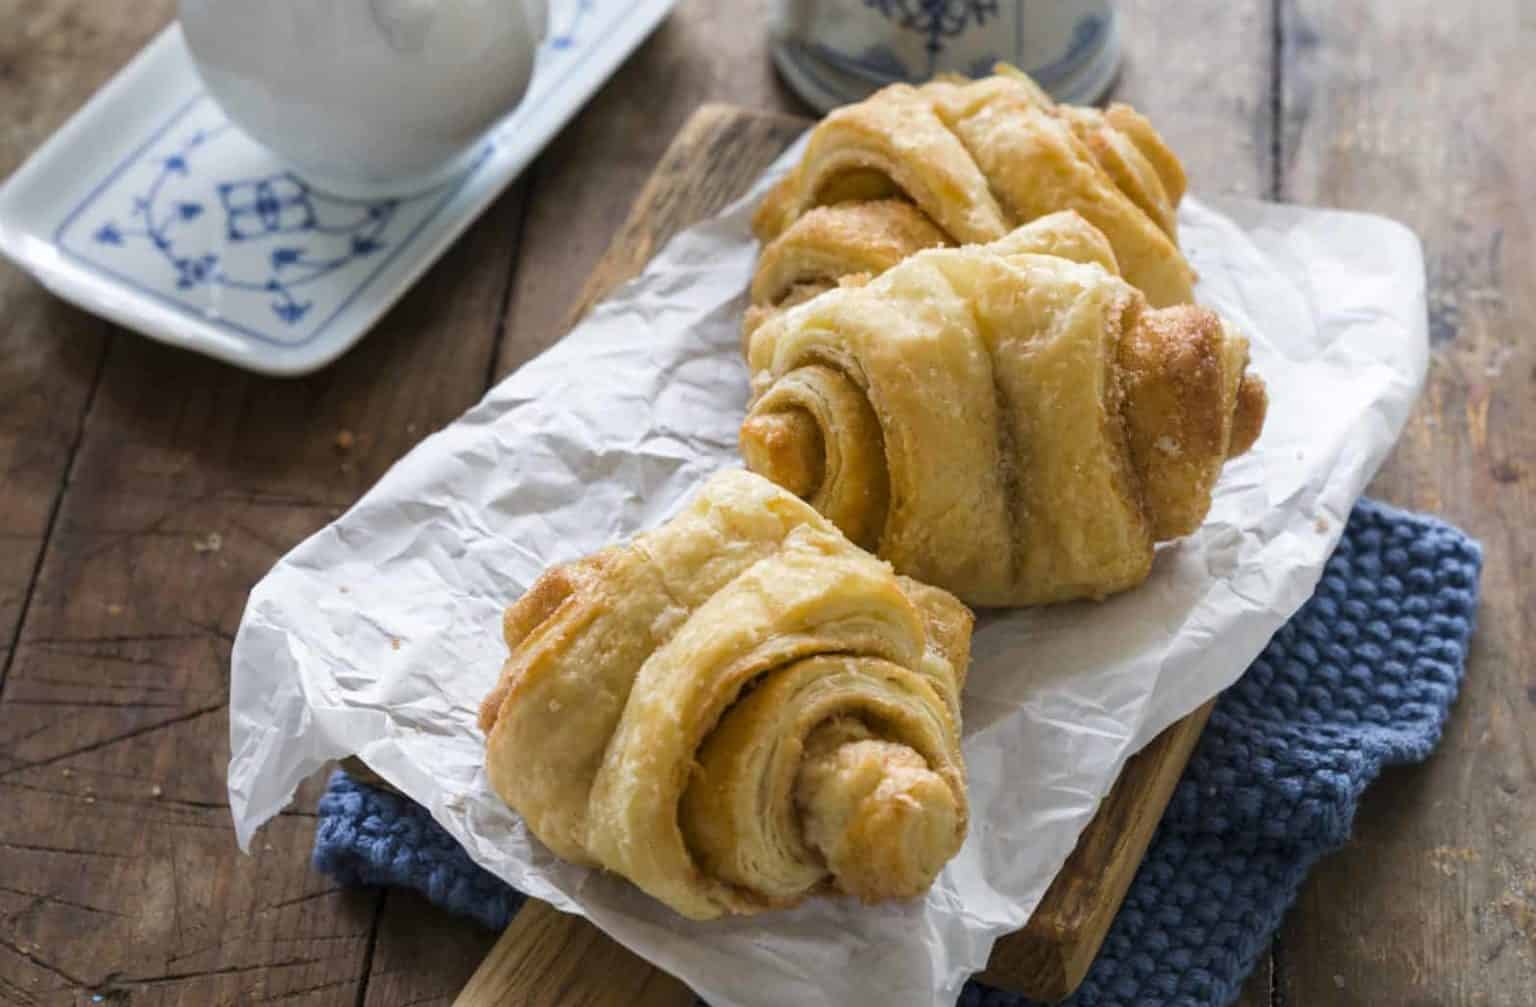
xmin=313 ymin=498 xmax=1483 ymax=1007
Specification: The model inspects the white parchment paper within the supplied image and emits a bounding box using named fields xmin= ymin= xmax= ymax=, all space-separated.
xmin=228 ymin=139 xmax=1427 ymax=1007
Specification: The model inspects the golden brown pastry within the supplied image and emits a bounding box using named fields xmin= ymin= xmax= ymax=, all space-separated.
xmin=752 ymin=67 xmax=1194 ymax=313
xmin=746 ymin=203 xmax=1122 ymax=342
xmin=479 ymin=469 xmax=973 ymax=920
xmin=755 ymin=82 xmax=1007 ymax=246
xmin=740 ymin=226 xmax=1267 ymax=607
xmin=1057 ymin=103 xmax=1186 ymax=239
xmin=744 ymin=200 xmax=952 ymax=343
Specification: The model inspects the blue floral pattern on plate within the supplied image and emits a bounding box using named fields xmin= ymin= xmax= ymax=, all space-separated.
xmin=55 ymin=96 xmax=488 ymax=348
xmin=0 ymin=0 xmax=678 ymax=373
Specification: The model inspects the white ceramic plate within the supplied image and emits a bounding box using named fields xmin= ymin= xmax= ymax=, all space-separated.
xmin=0 ymin=0 xmax=675 ymax=376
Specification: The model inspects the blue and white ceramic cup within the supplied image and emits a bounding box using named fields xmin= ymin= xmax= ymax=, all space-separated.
xmin=771 ymin=0 xmax=1122 ymax=112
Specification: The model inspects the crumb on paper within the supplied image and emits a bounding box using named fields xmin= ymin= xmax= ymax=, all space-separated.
xmin=335 ymin=429 xmax=356 ymax=451
xmin=339 ymin=585 xmax=350 ymax=594
xmin=193 ymin=531 xmax=223 ymax=553
xmin=1315 ymin=516 xmax=1329 ymax=533
xmin=390 ymin=638 xmax=401 ymax=651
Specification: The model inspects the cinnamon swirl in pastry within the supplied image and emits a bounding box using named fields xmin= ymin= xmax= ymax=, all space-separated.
xmin=741 ymin=228 xmax=1266 ymax=607
xmin=479 ymin=470 xmax=973 ymax=919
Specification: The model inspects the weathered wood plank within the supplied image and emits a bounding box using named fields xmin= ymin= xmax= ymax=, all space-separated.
xmin=0 ymin=0 xmax=171 ymax=703
xmin=1114 ymin=0 xmax=1275 ymax=200
xmin=453 ymin=902 xmax=692 ymax=1007
xmin=1277 ymin=1 xmax=1536 ymax=1003
xmin=564 ymin=103 xmax=809 ymax=326
xmin=0 ymin=209 xmax=530 ymax=1002
xmin=359 ymin=891 xmax=501 ymax=1007
xmin=1236 ymin=953 xmax=1273 ymax=1007
xmin=493 ymin=0 xmax=797 ymax=378
xmin=0 ymin=791 xmax=376 ymax=1005
xmin=0 ymin=2 xmax=534 ymax=996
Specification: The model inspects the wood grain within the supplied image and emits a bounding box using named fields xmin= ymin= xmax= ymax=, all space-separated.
xmin=1114 ymin=0 xmax=1274 ymax=200
xmin=0 ymin=0 xmax=169 ymax=724
xmin=493 ymin=0 xmax=803 ymax=379
xmin=565 ymin=103 xmax=807 ymax=326
xmin=454 ymin=902 xmax=692 ymax=1007
xmin=1275 ymin=1 xmax=1536 ymax=1003
xmin=0 ymin=4 xmax=534 ymax=1002
xmin=359 ymin=890 xmax=500 ymax=1007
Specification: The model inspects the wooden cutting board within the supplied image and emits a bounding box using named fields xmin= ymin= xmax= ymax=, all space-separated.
xmin=446 ymin=103 xmax=1216 ymax=1006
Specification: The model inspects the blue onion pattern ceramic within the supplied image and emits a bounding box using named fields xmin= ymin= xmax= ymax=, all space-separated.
xmin=772 ymin=0 xmax=1122 ymax=111
xmin=55 ymin=95 xmax=487 ymax=347
xmin=0 ymin=0 xmax=681 ymax=375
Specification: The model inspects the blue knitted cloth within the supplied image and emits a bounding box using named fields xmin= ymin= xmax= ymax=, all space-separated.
xmin=313 ymin=499 xmax=1482 ymax=1007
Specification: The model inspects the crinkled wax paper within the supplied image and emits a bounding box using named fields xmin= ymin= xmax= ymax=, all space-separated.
xmin=228 ymin=136 xmax=1426 ymax=1007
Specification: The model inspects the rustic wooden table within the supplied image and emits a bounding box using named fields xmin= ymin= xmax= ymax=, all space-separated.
xmin=0 ymin=2 xmax=1530 ymax=1005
